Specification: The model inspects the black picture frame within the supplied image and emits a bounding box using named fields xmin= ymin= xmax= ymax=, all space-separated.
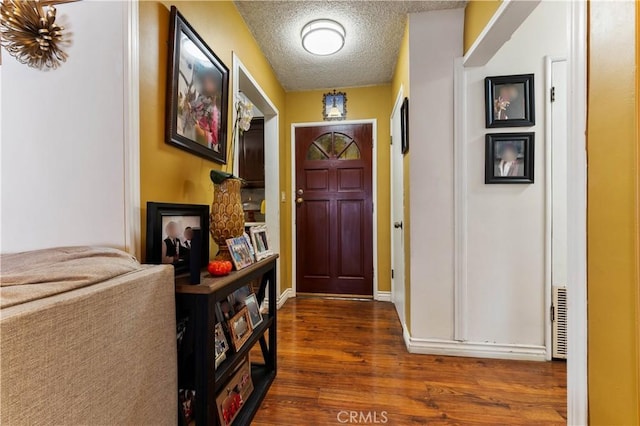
xmin=166 ymin=6 xmax=230 ymax=164
xmin=485 ymin=74 xmax=535 ymax=128
xmin=400 ymin=97 xmax=409 ymax=154
xmin=146 ymin=202 xmax=210 ymax=274
xmin=485 ymin=132 xmax=535 ymax=184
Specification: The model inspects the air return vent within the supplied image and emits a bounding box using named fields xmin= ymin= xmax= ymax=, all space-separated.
xmin=552 ymin=286 xmax=567 ymax=359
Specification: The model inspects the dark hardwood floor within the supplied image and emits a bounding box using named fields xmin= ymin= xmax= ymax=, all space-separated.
xmin=252 ymin=298 xmax=566 ymax=425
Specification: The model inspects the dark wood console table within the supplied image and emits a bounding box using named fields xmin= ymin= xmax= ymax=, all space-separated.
xmin=175 ymin=255 xmax=278 ymax=425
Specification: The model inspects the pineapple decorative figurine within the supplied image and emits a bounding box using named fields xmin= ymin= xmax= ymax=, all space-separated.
xmin=210 ymin=171 xmax=244 ymax=261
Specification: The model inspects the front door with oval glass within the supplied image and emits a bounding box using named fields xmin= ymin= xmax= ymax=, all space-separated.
xmin=295 ymin=124 xmax=373 ymax=296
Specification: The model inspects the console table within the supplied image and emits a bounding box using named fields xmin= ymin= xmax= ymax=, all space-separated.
xmin=175 ymin=255 xmax=278 ymax=425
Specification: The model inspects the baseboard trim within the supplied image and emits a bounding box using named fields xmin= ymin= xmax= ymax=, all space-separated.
xmin=277 ymin=287 xmax=294 ymax=309
xmin=401 ymin=325 xmax=546 ymax=361
xmin=376 ymin=291 xmax=391 ymax=302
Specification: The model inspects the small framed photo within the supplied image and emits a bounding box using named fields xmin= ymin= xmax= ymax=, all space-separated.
xmin=226 ymin=237 xmax=254 ymax=270
xmin=244 ymin=293 xmax=263 ymax=329
xmin=322 ymin=90 xmax=347 ymax=121
xmin=215 ymin=357 xmax=253 ymax=426
xmin=227 ymin=285 xmax=252 ymax=313
xmin=214 ymin=323 xmax=229 ymax=369
xmin=178 ymin=389 xmax=196 ymax=426
xmin=249 ymin=225 xmax=273 ymax=261
xmin=485 ymin=132 xmax=535 ymax=184
xmin=400 ymin=97 xmax=409 ymax=154
xmin=227 ymin=306 xmax=253 ymax=351
xmin=485 ymin=74 xmax=535 ymax=128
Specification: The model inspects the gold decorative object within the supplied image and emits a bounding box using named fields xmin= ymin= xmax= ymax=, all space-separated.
xmin=0 ymin=0 xmax=74 ymax=70
xmin=210 ymin=177 xmax=245 ymax=261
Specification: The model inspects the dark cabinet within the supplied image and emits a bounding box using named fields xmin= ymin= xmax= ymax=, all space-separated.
xmin=238 ymin=118 xmax=265 ymax=188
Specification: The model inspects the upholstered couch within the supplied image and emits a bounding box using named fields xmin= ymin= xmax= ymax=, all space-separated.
xmin=1 ymin=247 xmax=177 ymax=425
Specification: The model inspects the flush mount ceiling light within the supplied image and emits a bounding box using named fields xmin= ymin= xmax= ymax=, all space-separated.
xmin=301 ymin=19 xmax=345 ymax=56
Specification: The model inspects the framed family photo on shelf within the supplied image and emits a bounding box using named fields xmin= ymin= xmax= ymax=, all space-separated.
xmin=485 ymin=74 xmax=535 ymax=128
xmin=485 ymin=132 xmax=535 ymax=184
xmin=166 ymin=6 xmax=229 ymax=164
xmin=226 ymin=237 xmax=254 ymax=270
xmin=249 ymin=225 xmax=272 ymax=261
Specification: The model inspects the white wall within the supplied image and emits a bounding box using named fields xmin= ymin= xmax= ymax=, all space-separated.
xmin=408 ymin=8 xmax=464 ymax=340
xmin=1 ymin=1 xmax=129 ymax=253
xmin=405 ymin=2 xmax=568 ymax=358
xmin=464 ymin=2 xmax=568 ymax=346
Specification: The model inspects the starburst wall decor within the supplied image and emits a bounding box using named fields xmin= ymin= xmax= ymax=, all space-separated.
xmin=0 ymin=0 xmax=77 ymax=70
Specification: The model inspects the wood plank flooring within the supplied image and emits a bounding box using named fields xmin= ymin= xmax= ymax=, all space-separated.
xmin=252 ymin=298 xmax=566 ymax=425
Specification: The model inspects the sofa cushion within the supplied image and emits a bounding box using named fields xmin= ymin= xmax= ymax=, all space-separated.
xmin=1 ymin=246 xmax=143 ymax=308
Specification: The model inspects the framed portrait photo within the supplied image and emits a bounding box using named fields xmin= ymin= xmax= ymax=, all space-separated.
xmin=322 ymin=90 xmax=347 ymax=121
xmin=227 ymin=306 xmax=253 ymax=351
xmin=249 ymin=225 xmax=273 ymax=261
xmin=485 ymin=74 xmax=535 ymax=128
xmin=485 ymin=132 xmax=535 ymax=184
xmin=244 ymin=293 xmax=263 ymax=329
xmin=166 ymin=6 xmax=230 ymax=164
xmin=214 ymin=322 xmax=229 ymax=369
xmin=145 ymin=202 xmax=209 ymax=274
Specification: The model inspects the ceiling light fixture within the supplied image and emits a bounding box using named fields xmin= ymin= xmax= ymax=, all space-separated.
xmin=301 ymin=19 xmax=345 ymax=56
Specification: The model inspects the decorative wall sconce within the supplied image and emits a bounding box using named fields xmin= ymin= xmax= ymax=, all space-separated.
xmin=0 ymin=0 xmax=77 ymax=70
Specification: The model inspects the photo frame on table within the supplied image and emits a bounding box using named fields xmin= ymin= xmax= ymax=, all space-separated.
xmin=485 ymin=74 xmax=535 ymax=128
xmin=249 ymin=225 xmax=273 ymax=261
xmin=400 ymin=97 xmax=409 ymax=154
xmin=227 ymin=307 xmax=253 ymax=351
xmin=145 ymin=202 xmax=209 ymax=274
xmin=322 ymin=90 xmax=347 ymax=121
xmin=215 ymin=357 xmax=253 ymax=426
xmin=244 ymin=293 xmax=263 ymax=329
xmin=485 ymin=132 xmax=535 ymax=184
xmin=226 ymin=237 xmax=254 ymax=270
xmin=214 ymin=323 xmax=229 ymax=369
xmin=166 ymin=6 xmax=230 ymax=164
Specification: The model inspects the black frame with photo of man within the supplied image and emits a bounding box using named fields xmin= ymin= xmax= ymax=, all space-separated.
xmin=485 ymin=133 xmax=535 ymax=184
xmin=485 ymin=74 xmax=535 ymax=128
xmin=146 ymin=202 xmax=209 ymax=274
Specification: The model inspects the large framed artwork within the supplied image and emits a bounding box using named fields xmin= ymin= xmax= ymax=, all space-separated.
xmin=485 ymin=132 xmax=535 ymax=184
xmin=166 ymin=6 xmax=230 ymax=164
xmin=485 ymin=74 xmax=535 ymax=128
xmin=400 ymin=97 xmax=409 ymax=154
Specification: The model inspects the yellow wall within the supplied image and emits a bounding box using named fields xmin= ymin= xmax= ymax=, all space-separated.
xmin=390 ymin=21 xmax=411 ymax=330
xmin=139 ymin=1 xmax=289 ymax=284
xmin=285 ymin=85 xmax=392 ymax=292
xmin=587 ymin=1 xmax=640 ymax=424
xmin=463 ymin=0 xmax=502 ymax=54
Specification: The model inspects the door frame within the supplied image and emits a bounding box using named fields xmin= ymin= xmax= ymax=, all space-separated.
xmin=390 ymin=86 xmax=406 ymax=323
xmin=232 ymin=54 xmax=282 ymax=304
xmin=544 ymin=55 xmax=568 ymax=361
xmin=291 ymin=119 xmax=379 ymax=299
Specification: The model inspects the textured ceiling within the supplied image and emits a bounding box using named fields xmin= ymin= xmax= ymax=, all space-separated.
xmin=235 ymin=1 xmax=466 ymax=91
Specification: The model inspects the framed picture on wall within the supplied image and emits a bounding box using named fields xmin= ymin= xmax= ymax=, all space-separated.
xmin=485 ymin=74 xmax=535 ymax=128
xmin=322 ymin=90 xmax=347 ymax=121
xmin=166 ymin=6 xmax=230 ymax=164
xmin=400 ymin=97 xmax=409 ymax=154
xmin=485 ymin=132 xmax=535 ymax=184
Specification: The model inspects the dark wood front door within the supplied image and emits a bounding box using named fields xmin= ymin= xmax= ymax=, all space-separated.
xmin=295 ymin=124 xmax=373 ymax=296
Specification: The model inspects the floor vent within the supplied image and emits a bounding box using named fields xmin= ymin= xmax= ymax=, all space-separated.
xmin=552 ymin=285 xmax=567 ymax=359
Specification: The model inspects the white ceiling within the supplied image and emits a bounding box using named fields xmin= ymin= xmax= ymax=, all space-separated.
xmin=234 ymin=1 xmax=466 ymax=91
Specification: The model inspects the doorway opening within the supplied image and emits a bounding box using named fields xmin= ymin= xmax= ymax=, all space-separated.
xmin=232 ymin=54 xmax=281 ymax=300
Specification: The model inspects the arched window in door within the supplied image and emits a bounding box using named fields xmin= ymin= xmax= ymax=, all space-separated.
xmin=306 ymin=132 xmax=361 ymax=161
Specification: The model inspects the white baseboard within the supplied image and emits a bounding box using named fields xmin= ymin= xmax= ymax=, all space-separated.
xmin=401 ymin=325 xmax=546 ymax=361
xmin=277 ymin=287 xmax=294 ymax=309
xmin=376 ymin=291 xmax=391 ymax=302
